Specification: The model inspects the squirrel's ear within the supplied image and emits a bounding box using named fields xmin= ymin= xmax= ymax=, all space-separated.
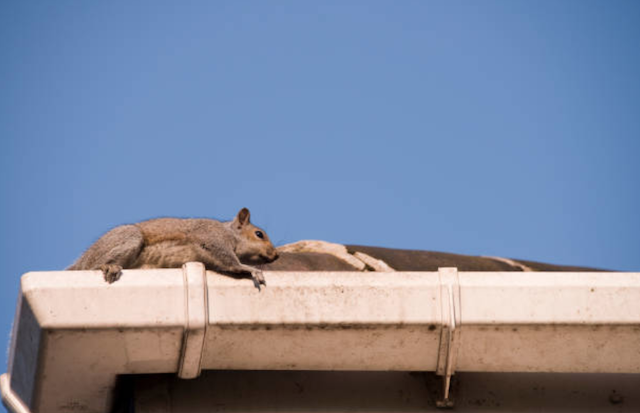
xmin=236 ymin=208 xmax=251 ymax=226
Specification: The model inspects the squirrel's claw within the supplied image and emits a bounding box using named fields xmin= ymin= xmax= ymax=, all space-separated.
xmin=252 ymin=270 xmax=266 ymax=291
xmin=99 ymin=263 xmax=123 ymax=284
xmin=252 ymin=277 xmax=261 ymax=291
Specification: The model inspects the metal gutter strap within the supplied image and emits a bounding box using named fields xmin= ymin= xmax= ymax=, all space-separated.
xmin=436 ymin=268 xmax=461 ymax=408
xmin=178 ymin=262 xmax=208 ymax=379
xmin=1 ymin=374 xmax=31 ymax=413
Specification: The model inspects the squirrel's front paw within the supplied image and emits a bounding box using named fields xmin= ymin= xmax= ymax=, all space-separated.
xmin=99 ymin=264 xmax=123 ymax=283
xmin=252 ymin=269 xmax=267 ymax=291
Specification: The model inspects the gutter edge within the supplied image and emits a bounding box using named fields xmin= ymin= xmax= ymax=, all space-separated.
xmin=1 ymin=374 xmax=31 ymax=413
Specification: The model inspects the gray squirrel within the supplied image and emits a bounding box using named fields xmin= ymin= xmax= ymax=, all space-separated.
xmin=67 ymin=208 xmax=279 ymax=289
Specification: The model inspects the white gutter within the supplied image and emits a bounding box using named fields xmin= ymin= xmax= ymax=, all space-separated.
xmin=2 ymin=264 xmax=640 ymax=413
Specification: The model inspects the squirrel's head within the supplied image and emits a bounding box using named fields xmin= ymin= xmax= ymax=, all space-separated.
xmin=231 ymin=208 xmax=279 ymax=265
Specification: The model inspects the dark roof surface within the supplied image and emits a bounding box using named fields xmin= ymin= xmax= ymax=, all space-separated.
xmin=263 ymin=244 xmax=604 ymax=272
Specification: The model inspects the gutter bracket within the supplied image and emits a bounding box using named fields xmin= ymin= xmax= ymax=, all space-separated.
xmin=435 ymin=267 xmax=461 ymax=408
xmin=177 ymin=262 xmax=209 ymax=379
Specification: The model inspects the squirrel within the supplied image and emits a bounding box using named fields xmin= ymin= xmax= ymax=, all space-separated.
xmin=67 ymin=208 xmax=279 ymax=289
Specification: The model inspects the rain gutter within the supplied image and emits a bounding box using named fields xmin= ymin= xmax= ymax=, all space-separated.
xmin=2 ymin=264 xmax=639 ymax=412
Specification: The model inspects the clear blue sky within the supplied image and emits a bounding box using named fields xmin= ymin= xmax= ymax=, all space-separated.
xmin=1 ymin=0 xmax=639 ymax=398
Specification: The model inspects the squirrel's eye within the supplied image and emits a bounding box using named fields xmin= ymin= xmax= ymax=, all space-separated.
xmin=255 ymin=230 xmax=264 ymax=239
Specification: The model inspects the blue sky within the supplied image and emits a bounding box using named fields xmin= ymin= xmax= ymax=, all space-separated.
xmin=1 ymin=0 xmax=639 ymax=402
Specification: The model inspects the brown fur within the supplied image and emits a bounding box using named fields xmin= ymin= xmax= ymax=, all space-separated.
xmin=137 ymin=218 xmax=190 ymax=245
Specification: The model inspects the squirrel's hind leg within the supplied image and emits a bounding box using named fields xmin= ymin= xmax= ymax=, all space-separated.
xmin=68 ymin=225 xmax=144 ymax=283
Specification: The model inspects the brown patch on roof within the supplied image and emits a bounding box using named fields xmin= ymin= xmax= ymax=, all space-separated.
xmin=346 ymin=245 xmax=517 ymax=271
xmin=511 ymin=258 xmax=606 ymax=272
xmin=262 ymin=252 xmax=359 ymax=271
xmin=347 ymin=245 xmax=606 ymax=272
